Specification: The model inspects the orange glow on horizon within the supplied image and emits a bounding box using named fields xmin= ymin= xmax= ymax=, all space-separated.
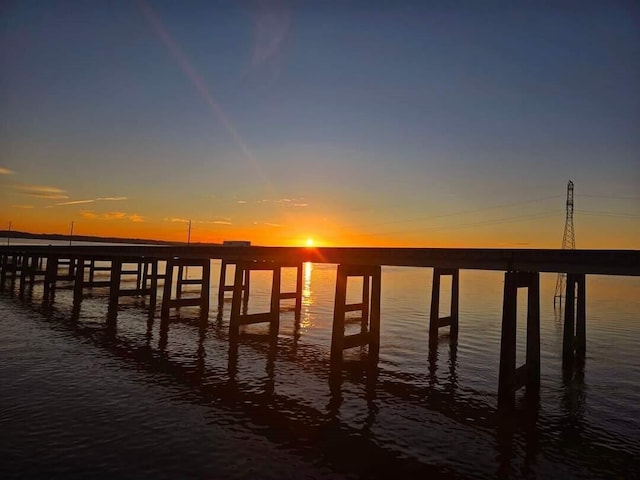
xmin=3 ymin=205 xmax=639 ymax=249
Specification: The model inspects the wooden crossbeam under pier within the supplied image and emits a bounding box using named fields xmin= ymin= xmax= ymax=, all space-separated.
xmin=429 ymin=267 xmax=460 ymax=344
xmin=160 ymin=258 xmax=210 ymax=325
xmin=331 ymin=264 xmax=381 ymax=368
xmin=228 ymin=261 xmax=304 ymax=337
xmin=1 ymin=245 xmax=639 ymax=412
xmin=217 ymin=259 xmax=250 ymax=312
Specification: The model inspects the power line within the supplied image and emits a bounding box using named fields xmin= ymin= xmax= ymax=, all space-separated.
xmin=350 ymin=210 xmax=561 ymax=239
xmin=577 ymin=209 xmax=640 ymax=219
xmin=351 ymin=194 xmax=563 ymax=229
xmin=577 ymin=194 xmax=640 ymax=201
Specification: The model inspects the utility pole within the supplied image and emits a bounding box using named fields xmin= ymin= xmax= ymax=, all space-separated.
xmin=7 ymin=221 xmax=11 ymax=246
xmin=69 ymin=221 xmax=74 ymax=246
xmin=554 ymin=181 xmax=575 ymax=306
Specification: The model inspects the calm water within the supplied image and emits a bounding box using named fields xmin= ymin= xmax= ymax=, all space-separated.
xmin=1 ymin=247 xmax=639 ymax=478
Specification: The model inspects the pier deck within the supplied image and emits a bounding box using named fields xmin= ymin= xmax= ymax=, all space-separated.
xmin=1 ymin=245 xmax=638 ymax=275
xmin=1 ymin=244 xmax=638 ymax=409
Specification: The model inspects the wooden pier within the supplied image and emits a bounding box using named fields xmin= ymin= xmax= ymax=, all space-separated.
xmin=1 ymin=244 xmax=638 ymax=409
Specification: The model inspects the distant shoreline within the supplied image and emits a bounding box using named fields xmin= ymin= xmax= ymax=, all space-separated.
xmin=0 ymin=230 xmax=220 ymax=247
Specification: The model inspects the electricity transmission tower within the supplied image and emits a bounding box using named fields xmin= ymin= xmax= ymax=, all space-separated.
xmin=554 ymin=180 xmax=575 ymax=306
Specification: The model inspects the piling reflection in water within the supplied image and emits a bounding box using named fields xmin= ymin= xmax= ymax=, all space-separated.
xmin=1 ymin=260 xmax=639 ymax=479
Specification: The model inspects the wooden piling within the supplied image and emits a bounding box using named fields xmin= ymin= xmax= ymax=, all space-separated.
xmin=2 ymin=253 xmax=19 ymax=284
xmin=270 ymin=265 xmax=281 ymax=334
xmin=28 ymin=255 xmax=39 ymax=284
xmin=218 ymin=259 xmax=228 ymax=308
xmin=330 ymin=264 xmax=381 ymax=368
xmin=73 ymin=257 xmax=86 ymax=306
xmin=498 ymin=271 xmax=540 ymax=409
xmin=229 ymin=262 xmax=244 ymax=336
xmin=563 ymin=273 xmax=587 ymax=366
xmin=526 ymin=272 xmax=541 ymax=392
xmin=160 ymin=258 xmax=174 ymax=322
xmin=88 ymin=259 xmax=95 ymax=284
xmin=429 ymin=268 xmax=460 ymax=343
xmin=137 ymin=260 xmax=144 ymax=291
xmin=1 ymin=252 xmax=22 ymax=287
xmin=44 ymin=255 xmax=59 ymax=300
xmin=197 ymin=260 xmax=211 ymax=326
xmin=279 ymin=263 xmax=304 ymax=320
xmin=160 ymin=258 xmax=211 ymax=326
xmin=0 ymin=252 xmax=7 ymax=286
xmin=229 ymin=261 xmax=281 ymax=337
xmin=108 ymin=258 xmax=123 ymax=312
xmin=330 ymin=265 xmax=347 ymax=365
xmin=218 ymin=259 xmax=250 ymax=311
xmin=575 ymin=275 xmax=586 ymax=358
xmin=19 ymin=254 xmax=30 ymax=294
xmin=498 ymin=271 xmax=518 ymax=409
xmin=176 ymin=264 xmax=184 ymax=300
xmin=562 ymin=274 xmax=576 ymax=366
xmin=369 ymin=266 xmax=382 ymax=362
xmin=141 ymin=260 xmax=149 ymax=288
xmin=149 ymin=259 xmax=159 ymax=315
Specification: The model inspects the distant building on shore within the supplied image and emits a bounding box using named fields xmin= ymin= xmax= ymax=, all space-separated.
xmin=222 ymin=240 xmax=251 ymax=247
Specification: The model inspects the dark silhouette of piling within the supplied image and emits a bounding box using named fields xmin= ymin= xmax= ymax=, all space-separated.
xmin=498 ymin=271 xmax=540 ymax=409
xmin=161 ymin=258 xmax=211 ymax=326
xmin=218 ymin=260 xmax=250 ymax=312
xmin=229 ymin=261 xmax=281 ymax=337
xmin=429 ymin=268 xmax=460 ymax=345
xmin=563 ymin=273 xmax=586 ymax=367
xmin=1 ymin=244 xmax=636 ymax=412
xmin=330 ymin=264 xmax=381 ymax=369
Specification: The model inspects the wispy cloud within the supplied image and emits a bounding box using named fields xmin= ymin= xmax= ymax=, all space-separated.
xmin=254 ymin=197 xmax=309 ymax=207
xmin=249 ymin=0 xmax=291 ymax=84
xmin=12 ymin=204 xmax=34 ymax=209
xmin=0 ymin=167 xmax=15 ymax=175
xmin=166 ymin=217 xmax=232 ymax=225
xmin=48 ymin=196 xmax=127 ymax=207
xmin=81 ymin=210 xmax=144 ymax=222
xmin=237 ymin=200 xmax=248 ymax=204
xmin=56 ymin=199 xmax=95 ymax=206
xmin=254 ymin=221 xmax=282 ymax=227
xmin=15 ymin=185 xmax=69 ymax=199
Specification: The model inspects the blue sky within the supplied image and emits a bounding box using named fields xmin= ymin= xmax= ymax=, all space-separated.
xmin=1 ymin=0 xmax=639 ymax=246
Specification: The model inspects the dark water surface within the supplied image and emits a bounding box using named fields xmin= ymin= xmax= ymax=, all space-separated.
xmin=1 ymin=261 xmax=639 ymax=479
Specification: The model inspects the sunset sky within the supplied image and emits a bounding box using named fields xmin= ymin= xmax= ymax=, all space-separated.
xmin=1 ymin=1 xmax=639 ymax=247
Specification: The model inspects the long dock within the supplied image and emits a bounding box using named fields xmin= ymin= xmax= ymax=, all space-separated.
xmin=1 ymin=245 xmax=639 ymax=409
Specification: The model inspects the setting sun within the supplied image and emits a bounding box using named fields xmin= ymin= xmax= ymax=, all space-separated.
xmin=306 ymin=238 xmax=314 ymax=247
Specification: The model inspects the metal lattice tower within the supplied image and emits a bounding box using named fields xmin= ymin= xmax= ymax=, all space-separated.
xmin=554 ymin=180 xmax=575 ymax=306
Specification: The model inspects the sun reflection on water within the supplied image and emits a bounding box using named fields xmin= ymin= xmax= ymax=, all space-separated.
xmin=301 ymin=262 xmax=313 ymax=329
